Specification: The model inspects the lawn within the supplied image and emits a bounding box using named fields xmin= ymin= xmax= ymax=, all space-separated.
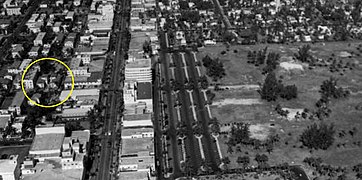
xmin=201 ymin=41 xmax=362 ymax=179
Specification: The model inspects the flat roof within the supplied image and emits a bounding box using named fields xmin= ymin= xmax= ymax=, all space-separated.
xmin=124 ymin=113 xmax=151 ymax=121
xmin=30 ymin=133 xmax=64 ymax=152
xmin=137 ymin=82 xmax=152 ymax=100
xmin=60 ymin=89 xmax=99 ymax=101
xmin=121 ymin=127 xmax=153 ymax=137
xmin=0 ymin=159 xmax=17 ymax=174
xmin=89 ymin=59 xmax=105 ymax=72
xmin=71 ymin=130 xmax=90 ymax=144
xmin=126 ymin=58 xmax=151 ymax=68
xmin=121 ymin=137 xmax=154 ymax=155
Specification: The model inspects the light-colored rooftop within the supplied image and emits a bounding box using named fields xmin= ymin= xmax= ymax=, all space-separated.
xmin=0 ymin=155 xmax=18 ymax=174
xmin=10 ymin=91 xmax=25 ymax=107
xmin=126 ymin=58 xmax=151 ymax=68
xmin=30 ymin=133 xmax=65 ymax=152
xmin=121 ymin=137 xmax=154 ymax=155
xmin=59 ymin=89 xmax=99 ymax=101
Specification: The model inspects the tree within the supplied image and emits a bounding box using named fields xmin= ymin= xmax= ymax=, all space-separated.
xmin=262 ymin=52 xmax=280 ymax=74
xmin=258 ymin=72 xmax=280 ymax=101
xmin=300 ymin=123 xmax=335 ymax=150
xmin=295 ymin=45 xmax=312 ymax=63
xmin=199 ymin=76 xmax=209 ymax=89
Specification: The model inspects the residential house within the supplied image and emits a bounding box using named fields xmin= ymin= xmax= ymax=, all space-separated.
xmin=11 ymin=44 xmax=23 ymax=58
xmin=34 ymin=32 xmax=46 ymax=46
xmin=28 ymin=46 xmax=40 ymax=57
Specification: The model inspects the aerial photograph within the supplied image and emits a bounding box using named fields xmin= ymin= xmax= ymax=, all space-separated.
xmin=0 ymin=0 xmax=361 ymax=180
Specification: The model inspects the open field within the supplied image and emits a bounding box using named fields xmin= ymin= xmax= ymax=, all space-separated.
xmin=200 ymin=41 xmax=362 ymax=179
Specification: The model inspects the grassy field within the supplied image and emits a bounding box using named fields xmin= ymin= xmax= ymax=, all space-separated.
xmin=200 ymin=41 xmax=362 ymax=179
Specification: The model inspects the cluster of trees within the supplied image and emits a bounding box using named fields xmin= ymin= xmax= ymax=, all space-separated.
xmin=202 ymin=55 xmax=226 ymax=82
xmin=258 ymin=72 xmax=298 ymax=101
xmin=247 ymin=47 xmax=281 ymax=74
xmin=303 ymin=157 xmax=347 ymax=178
xmin=65 ymin=122 xmax=85 ymax=137
xmin=300 ymin=123 xmax=335 ymax=150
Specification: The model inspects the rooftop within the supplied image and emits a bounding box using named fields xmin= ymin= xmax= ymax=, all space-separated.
xmin=60 ymin=88 xmax=99 ymax=101
xmin=137 ymin=82 xmax=152 ymax=100
xmin=124 ymin=113 xmax=151 ymax=121
xmin=121 ymin=127 xmax=153 ymax=137
xmin=30 ymin=133 xmax=65 ymax=152
xmin=0 ymin=155 xmax=18 ymax=174
xmin=126 ymin=58 xmax=151 ymax=68
xmin=0 ymin=114 xmax=11 ymax=129
xmin=121 ymin=137 xmax=154 ymax=155
xmin=10 ymin=91 xmax=25 ymax=107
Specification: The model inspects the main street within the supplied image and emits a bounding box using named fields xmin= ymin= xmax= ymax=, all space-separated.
xmin=96 ymin=0 xmax=130 ymax=179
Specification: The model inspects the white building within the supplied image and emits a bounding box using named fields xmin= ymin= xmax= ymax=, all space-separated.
xmin=125 ymin=58 xmax=152 ymax=82
xmin=0 ymin=155 xmax=20 ymax=180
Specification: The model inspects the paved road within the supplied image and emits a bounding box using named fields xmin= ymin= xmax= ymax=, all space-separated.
xmin=96 ymin=0 xmax=129 ymax=179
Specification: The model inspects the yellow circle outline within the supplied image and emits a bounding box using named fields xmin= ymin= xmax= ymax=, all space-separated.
xmin=21 ymin=57 xmax=74 ymax=108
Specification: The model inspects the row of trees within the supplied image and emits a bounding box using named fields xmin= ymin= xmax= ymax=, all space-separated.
xmin=202 ymin=55 xmax=226 ymax=82
xmin=258 ymin=72 xmax=298 ymax=101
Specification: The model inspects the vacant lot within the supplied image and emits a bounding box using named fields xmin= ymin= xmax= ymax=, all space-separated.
xmin=201 ymin=41 xmax=362 ymax=179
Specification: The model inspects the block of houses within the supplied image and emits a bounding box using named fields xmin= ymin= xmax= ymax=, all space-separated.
xmin=3 ymin=0 xmax=22 ymax=15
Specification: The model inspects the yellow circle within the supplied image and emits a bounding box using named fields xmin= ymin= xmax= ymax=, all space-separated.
xmin=21 ymin=57 xmax=74 ymax=108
